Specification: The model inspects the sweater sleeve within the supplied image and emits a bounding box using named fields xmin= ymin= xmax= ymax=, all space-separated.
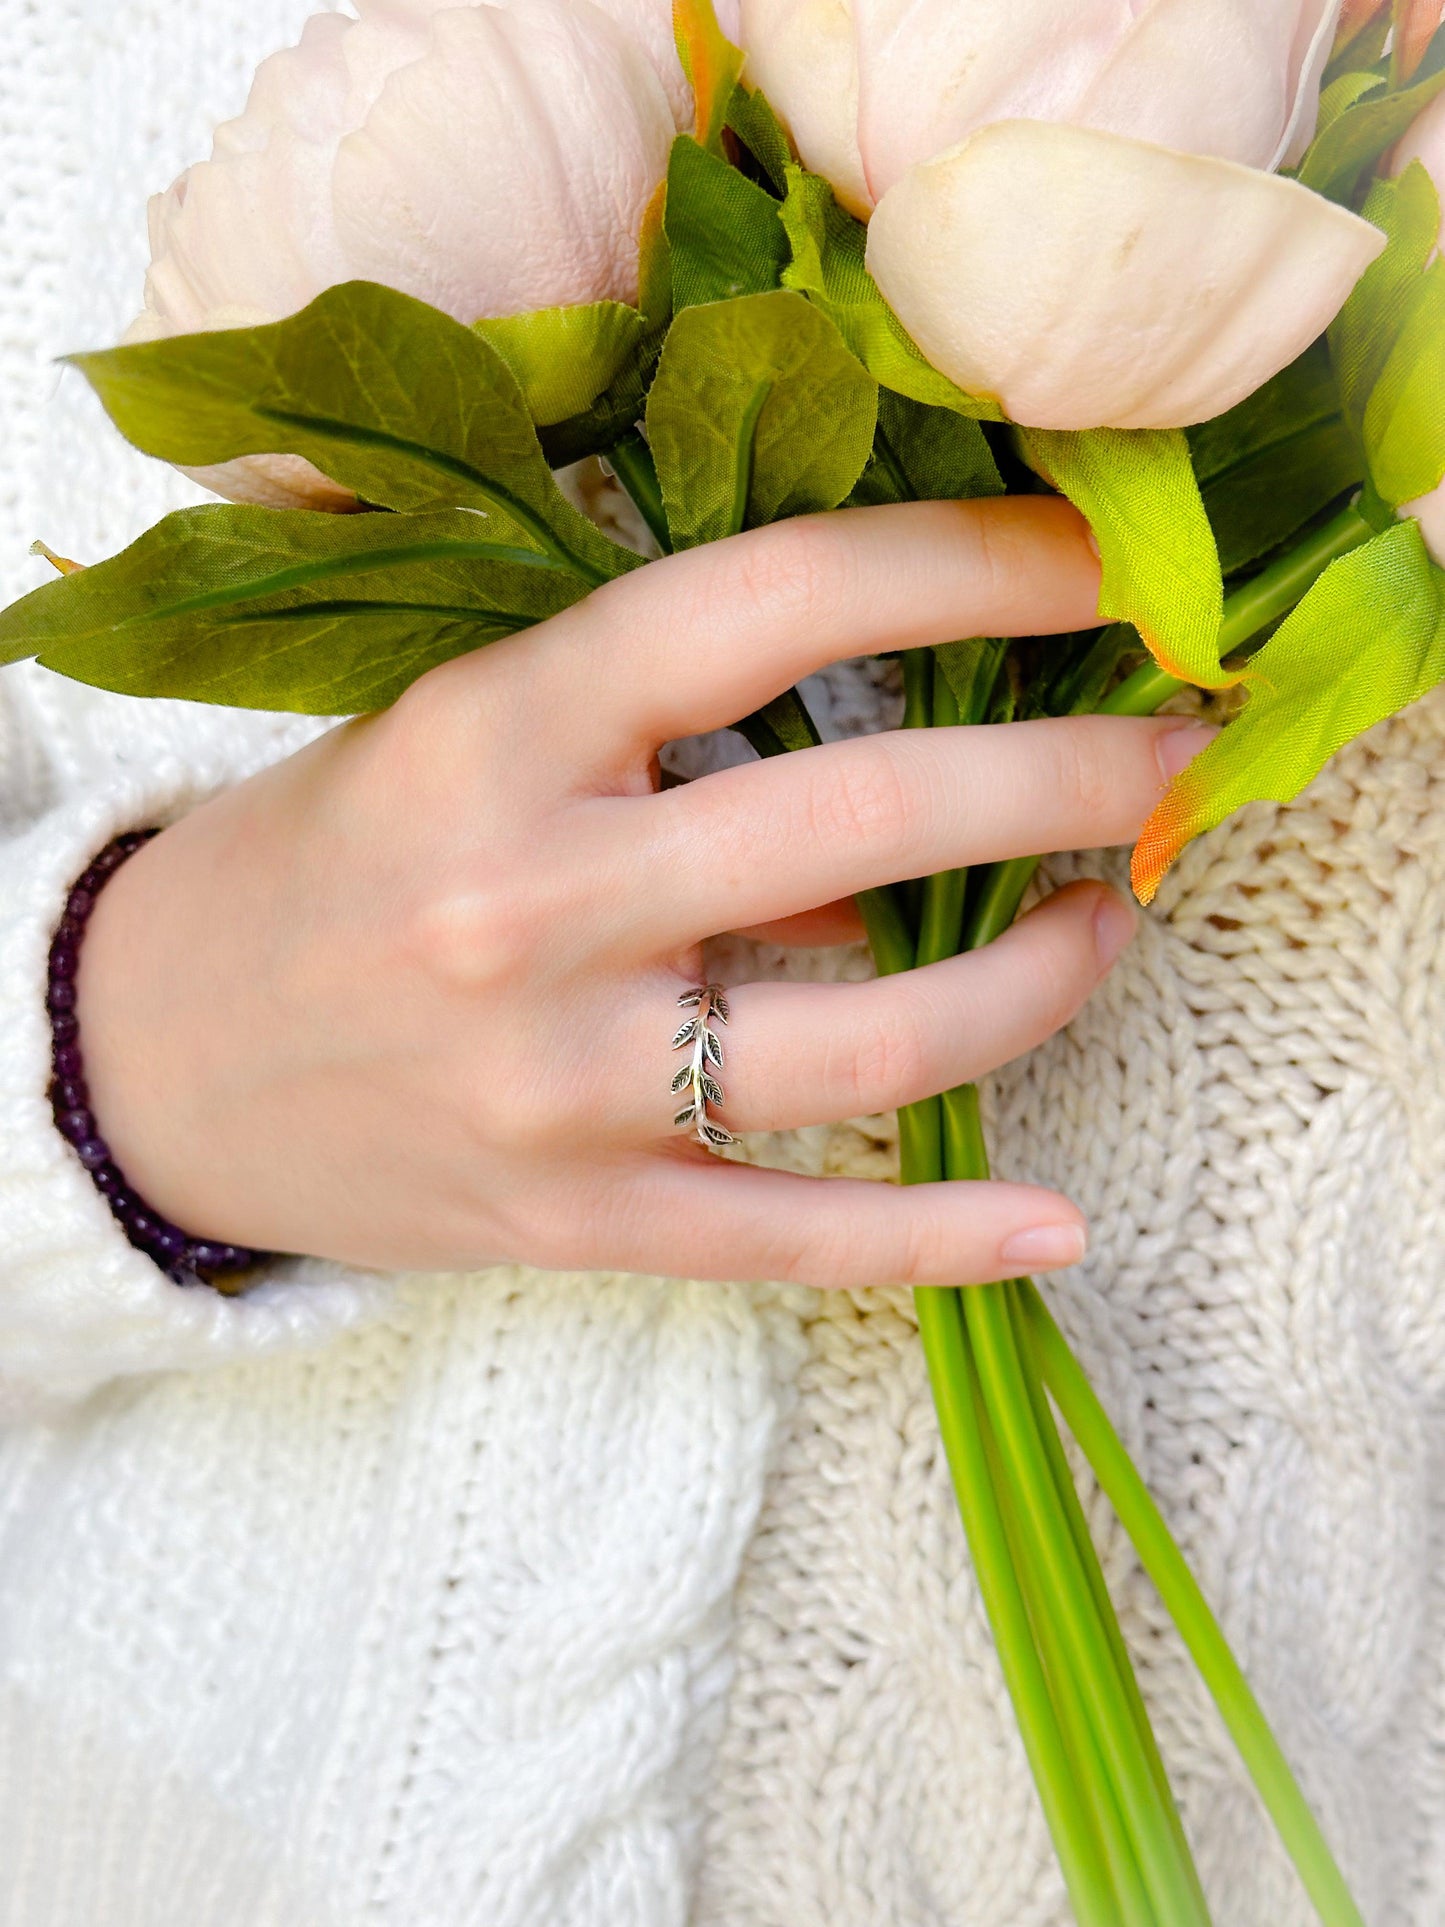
xmin=0 ymin=668 xmax=392 ymax=1420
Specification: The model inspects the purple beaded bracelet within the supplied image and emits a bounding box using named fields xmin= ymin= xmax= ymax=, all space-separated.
xmin=47 ymin=829 xmax=265 ymax=1289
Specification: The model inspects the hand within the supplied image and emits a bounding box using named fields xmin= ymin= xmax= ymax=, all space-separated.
xmin=75 ymin=496 xmax=1210 ymax=1288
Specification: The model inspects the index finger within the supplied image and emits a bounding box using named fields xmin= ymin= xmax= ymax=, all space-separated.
xmin=540 ymin=495 xmax=1103 ymax=768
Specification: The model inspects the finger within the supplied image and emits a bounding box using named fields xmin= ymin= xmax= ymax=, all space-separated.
xmin=535 ymin=496 xmax=1101 ymax=770
xmin=609 ymin=713 xmax=1213 ymax=952
xmin=728 ymin=896 xmax=869 ymax=946
xmin=591 ymin=1151 xmax=1088 ymax=1289
xmin=704 ymin=883 xmax=1133 ymax=1132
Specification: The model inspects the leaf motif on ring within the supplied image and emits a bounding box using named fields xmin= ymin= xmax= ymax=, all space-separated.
xmin=671 ymin=1016 xmax=700 ymax=1049
xmin=701 ymin=1072 xmax=725 ymax=1108
xmin=711 ymin=992 xmax=731 ymax=1024
xmin=703 ymin=1028 xmax=724 ymax=1069
xmin=701 ymin=1120 xmax=735 ymax=1147
xmin=676 ymin=987 xmax=706 ymax=1007
xmin=674 ymin=1104 xmax=697 ymax=1128
xmin=671 ymin=1063 xmax=693 ymax=1095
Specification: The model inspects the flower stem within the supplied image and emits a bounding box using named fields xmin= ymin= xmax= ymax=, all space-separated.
xmin=1021 ymin=1286 xmax=1366 ymax=1927
xmin=603 ymin=430 xmax=671 ymax=553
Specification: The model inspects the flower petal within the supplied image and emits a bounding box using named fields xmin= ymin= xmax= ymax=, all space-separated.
xmin=738 ymin=0 xmax=870 ymax=215
xmin=850 ymin=0 xmax=1136 ymax=203
xmin=865 ymin=120 xmax=1385 ymax=429
xmin=332 ymin=0 xmax=674 ymax=321
xmin=1072 ymin=0 xmax=1343 ymax=171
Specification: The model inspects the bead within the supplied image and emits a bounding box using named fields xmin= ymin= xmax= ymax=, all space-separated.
xmin=45 ymin=827 xmax=269 ymax=1288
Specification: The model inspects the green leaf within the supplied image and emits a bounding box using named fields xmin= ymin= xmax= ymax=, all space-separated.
xmin=779 ymin=166 xmax=1004 ymax=422
xmin=732 ymin=687 xmax=823 ymax=757
xmin=473 ymin=301 xmax=646 ymax=429
xmin=1133 ymin=520 xmax=1445 ymax=900
xmin=724 ymin=80 xmax=794 ymax=193
xmin=663 ymin=135 xmax=789 ymax=310
xmin=1016 ymin=426 xmax=1226 ymax=688
xmin=850 ymin=390 xmax=1003 ymax=508
xmin=1363 ymin=256 xmax=1445 ymax=506
xmin=1188 ymin=344 xmax=1363 ymax=574
xmin=646 ymin=289 xmax=877 ymax=548
xmin=69 ymin=280 xmax=637 ymax=587
xmin=1295 ymin=60 xmax=1445 ymax=200
xmin=0 ymin=504 xmax=585 ymax=712
xmin=1330 ymin=163 xmax=1442 ymax=444
xmin=935 ymin=635 xmax=1009 ymax=725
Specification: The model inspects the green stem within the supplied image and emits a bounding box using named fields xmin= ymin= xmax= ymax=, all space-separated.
xmin=1008 ymin=1284 xmax=1213 ymax=1925
xmin=912 ymin=1281 xmax=1121 ymax=1922
xmin=943 ymin=1092 xmax=1210 ymax=1927
xmin=604 ymin=430 xmax=672 ymax=554
xmin=917 ymin=661 xmax=968 ymax=964
xmin=1022 ymin=1286 xmax=1366 ymax=1927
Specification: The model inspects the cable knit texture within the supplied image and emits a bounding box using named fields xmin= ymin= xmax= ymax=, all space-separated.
xmin=3 ymin=4 xmax=1445 ymax=1923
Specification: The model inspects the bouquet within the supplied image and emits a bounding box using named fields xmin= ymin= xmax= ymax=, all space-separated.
xmin=6 ymin=0 xmax=1445 ymax=1919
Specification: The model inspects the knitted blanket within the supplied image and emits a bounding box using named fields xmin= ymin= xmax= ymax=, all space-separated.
xmin=1 ymin=5 xmax=1442 ymax=1922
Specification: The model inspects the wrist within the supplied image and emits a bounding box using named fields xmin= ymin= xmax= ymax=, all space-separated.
xmin=51 ymin=830 xmax=264 ymax=1287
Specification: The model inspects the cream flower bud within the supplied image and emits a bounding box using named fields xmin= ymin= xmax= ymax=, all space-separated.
xmin=737 ymin=0 xmax=1384 ymax=428
xmin=129 ymin=0 xmax=678 ymax=507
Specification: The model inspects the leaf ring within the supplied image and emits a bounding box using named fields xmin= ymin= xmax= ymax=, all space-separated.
xmin=669 ymin=982 xmax=734 ymax=1149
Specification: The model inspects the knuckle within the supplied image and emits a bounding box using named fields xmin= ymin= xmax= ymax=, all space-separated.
xmin=801 ymin=743 xmax=913 ymax=859
xmin=403 ymin=872 xmax=549 ymax=990
xmin=826 ymin=998 xmax=929 ymax=1114
xmin=729 ymin=517 xmax=850 ymax=636
xmin=1051 ymin=723 xmax=1115 ymax=825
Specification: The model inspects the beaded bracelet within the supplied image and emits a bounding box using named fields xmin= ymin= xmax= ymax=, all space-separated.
xmin=47 ymin=829 xmax=265 ymax=1289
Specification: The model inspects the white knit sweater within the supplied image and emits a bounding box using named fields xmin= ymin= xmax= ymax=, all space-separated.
xmin=3 ymin=5 xmax=1444 ymax=1923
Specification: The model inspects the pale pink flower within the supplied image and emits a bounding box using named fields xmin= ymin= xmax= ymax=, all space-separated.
xmin=130 ymin=0 xmax=682 ymax=507
xmin=739 ymin=0 xmax=1385 ymax=428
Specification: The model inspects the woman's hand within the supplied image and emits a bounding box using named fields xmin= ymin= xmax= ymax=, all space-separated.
xmin=74 ymin=496 xmax=1210 ymax=1288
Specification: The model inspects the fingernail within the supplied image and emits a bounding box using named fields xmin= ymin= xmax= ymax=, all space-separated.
xmin=1083 ymin=526 xmax=1101 ymax=560
xmin=999 ymin=1222 xmax=1088 ymax=1272
xmin=1092 ymin=889 xmax=1137 ymax=970
xmin=1156 ymin=721 xmax=1218 ymax=783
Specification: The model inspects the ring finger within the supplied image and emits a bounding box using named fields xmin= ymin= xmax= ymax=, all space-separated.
xmin=621 ymin=880 xmax=1134 ymax=1141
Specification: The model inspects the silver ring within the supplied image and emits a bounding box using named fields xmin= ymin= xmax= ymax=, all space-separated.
xmin=670 ymin=982 xmax=735 ymax=1148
